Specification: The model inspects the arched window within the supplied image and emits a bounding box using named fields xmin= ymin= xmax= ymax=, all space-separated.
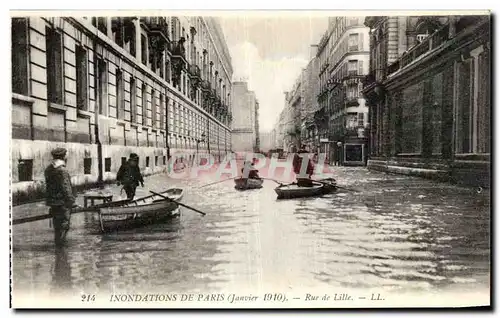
xmin=415 ymin=18 xmax=442 ymax=42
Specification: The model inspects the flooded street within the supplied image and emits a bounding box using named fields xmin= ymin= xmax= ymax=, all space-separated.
xmin=12 ymin=166 xmax=490 ymax=301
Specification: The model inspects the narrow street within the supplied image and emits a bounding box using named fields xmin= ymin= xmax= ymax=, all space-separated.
xmin=12 ymin=166 xmax=490 ymax=299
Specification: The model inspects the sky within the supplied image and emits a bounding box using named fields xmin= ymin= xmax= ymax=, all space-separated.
xmin=219 ymin=16 xmax=328 ymax=132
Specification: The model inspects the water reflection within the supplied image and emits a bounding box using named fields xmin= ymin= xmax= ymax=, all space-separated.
xmin=51 ymin=247 xmax=72 ymax=295
xmin=12 ymin=167 xmax=490 ymax=296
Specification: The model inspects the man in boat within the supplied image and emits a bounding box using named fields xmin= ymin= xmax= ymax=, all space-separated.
xmin=116 ymin=153 xmax=144 ymax=200
xmin=44 ymin=147 xmax=77 ymax=247
xmin=242 ymin=161 xmax=260 ymax=179
xmin=293 ymin=144 xmax=315 ymax=187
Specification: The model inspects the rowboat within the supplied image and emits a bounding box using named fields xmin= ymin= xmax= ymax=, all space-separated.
xmin=275 ymin=179 xmax=337 ymax=199
xmin=234 ymin=178 xmax=264 ymax=190
xmin=97 ymin=188 xmax=183 ymax=232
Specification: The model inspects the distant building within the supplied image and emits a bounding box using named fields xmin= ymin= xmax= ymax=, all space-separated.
xmin=231 ymin=81 xmax=259 ymax=152
xmin=259 ymin=131 xmax=273 ymax=152
xmin=273 ymin=109 xmax=287 ymax=150
xmin=363 ymin=15 xmax=491 ymax=187
xmin=254 ymin=101 xmax=260 ymax=152
xmin=301 ymin=45 xmax=320 ymax=153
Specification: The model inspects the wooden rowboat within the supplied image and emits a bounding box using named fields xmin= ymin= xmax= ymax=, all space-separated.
xmin=275 ymin=182 xmax=324 ymax=199
xmin=275 ymin=179 xmax=337 ymax=199
xmin=97 ymin=188 xmax=183 ymax=232
xmin=234 ymin=178 xmax=264 ymax=190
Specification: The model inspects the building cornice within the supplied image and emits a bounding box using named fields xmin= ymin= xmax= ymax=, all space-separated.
xmin=67 ymin=17 xmax=230 ymax=130
xmin=201 ymin=17 xmax=233 ymax=81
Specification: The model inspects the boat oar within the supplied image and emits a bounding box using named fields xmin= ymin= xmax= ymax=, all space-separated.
xmin=313 ymin=179 xmax=360 ymax=193
xmin=259 ymin=177 xmax=286 ymax=186
xmin=197 ymin=177 xmax=236 ymax=189
xmin=149 ymin=191 xmax=206 ymax=216
xmin=12 ymin=206 xmax=101 ymax=226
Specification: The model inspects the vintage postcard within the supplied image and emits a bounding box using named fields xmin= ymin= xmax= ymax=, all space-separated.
xmin=9 ymin=10 xmax=491 ymax=309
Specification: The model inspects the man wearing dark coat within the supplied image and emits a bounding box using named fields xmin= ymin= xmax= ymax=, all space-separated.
xmin=44 ymin=147 xmax=77 ymax=247
xmin=116 ymin=153 xmax=144 ymax=200
xmin=293 ymin=144 xmax=315 ymax=187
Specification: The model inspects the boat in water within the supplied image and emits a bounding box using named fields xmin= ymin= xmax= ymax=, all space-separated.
xmin=234 ymin=178 xmax=264 ymax=190
xmin=97 ymin=188 xmax=183 ymax=232
xmin=274 ymin=179 xmax=337 ymax=199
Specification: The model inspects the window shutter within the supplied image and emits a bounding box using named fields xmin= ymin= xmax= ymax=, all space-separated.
xmin=358 ymin=60 xmax=364 ymax=75
xmin=359 ymin=33 xmax=364 ymax=51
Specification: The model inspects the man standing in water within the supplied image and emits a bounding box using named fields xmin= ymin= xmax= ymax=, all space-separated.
xmin=293 ymin=144 xmax=315 ymax=187
xmin=44 ymin=147 xmax=77 ymax=247
xmin=116 ymin=153 xmax=144 ymax=200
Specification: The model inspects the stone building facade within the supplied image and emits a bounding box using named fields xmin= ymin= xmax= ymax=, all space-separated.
xmin=11 ymin=16 xmax=233 ymax=204
xmin=283 ymin=73 xmax=305 ymax=152
xmin=231 ymin=81 xmax=260 ymax=153
xmin=301 ymin=46 xmax=320 ymax=153
xmin=273 ymin=110 xmax=287 ymax=151
xmin=315 ymin=16 xmax=370 ymax=166
xmin=363 ymin=15 xmax=490 ymax=187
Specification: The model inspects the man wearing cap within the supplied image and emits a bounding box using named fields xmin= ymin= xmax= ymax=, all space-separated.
xmin=116 ymin=153 xmax=144 ymax=200
xmin=44 ymin=147 xmax=77 ymax=247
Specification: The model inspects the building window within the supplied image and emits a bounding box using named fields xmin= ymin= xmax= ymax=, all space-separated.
xmin=130 ymin=77 xmax=136 ymax=123
xmin=46 ymin=27 xmax=63 ymax=105
xmin=358 ymin=113 xmax=364 ymax=127
xmin=116 ymin=69 xmax=124 ymax=119
xmin=347 ymin=84 xmax=359 ymax=100
xmin=11 ymin=18 xmax=29 ymax=95
xmin=160 ymin=94 xmax=165 ymax=130
xmin=141 ymin=34 xmax=147 ymax=65
xmin=151 ymin=88 xmax=156 ymax=127
xmin=97 ymin=17 xmax=107 ymax=34
xmin=104 ymin=158 xmax=111 ymax=172
xmin=455 ymin=46 xmax=490 ymax=154
xmin=155 ymin=156 xmax=158 ymax=166
xmin=112 ymin=17 xmax=124 ymax=47
xmin=76 ymin=45 xmax=88 ymax=110
xmin=348 ymin=33 xmax=359 ymax=52
xmin=84 ymin=158 xmax=92 ymax=175
xmin=165 ymin=60 xmax=171 ymax=83
xmin=18 ymin=159 xmax=33 ymax=182
xmin=141 ymin=83 xmax=147 ymax=125
xmin=97 ymin=59 xmax=107 ymax=115
xmin=159 ymin=56 xmax=164 ymax=79
xmin=146 ymin=156 xmax=150 ymax=167
xmin=348 ymin=60 xmax=358 ymax=76
xmin=163 ymin=155 xmax=166 ymax=165
xmin=125 ymin=21 xmax=136 ymax=57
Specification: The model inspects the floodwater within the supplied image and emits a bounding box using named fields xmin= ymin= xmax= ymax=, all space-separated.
xmin=12 ymin=166 xmax=490 ymax=302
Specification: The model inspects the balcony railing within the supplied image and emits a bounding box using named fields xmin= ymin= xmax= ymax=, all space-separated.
xmin=201 ymin=79 xmax=211 ymax=92
xmin=345 ymin=97 xmax=360 ymax=106
xmin=140 ymin=17 xmax=170 ymax=47
xmin=188 ymin=64 xmax=201 ymax=79
xmin=172 ymin=38 xmax=187 ymax=64
xmin=391 ymin=23 xmax=450 ymax=74
xmin=386 ymin=61 xmax=400 ymax=74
